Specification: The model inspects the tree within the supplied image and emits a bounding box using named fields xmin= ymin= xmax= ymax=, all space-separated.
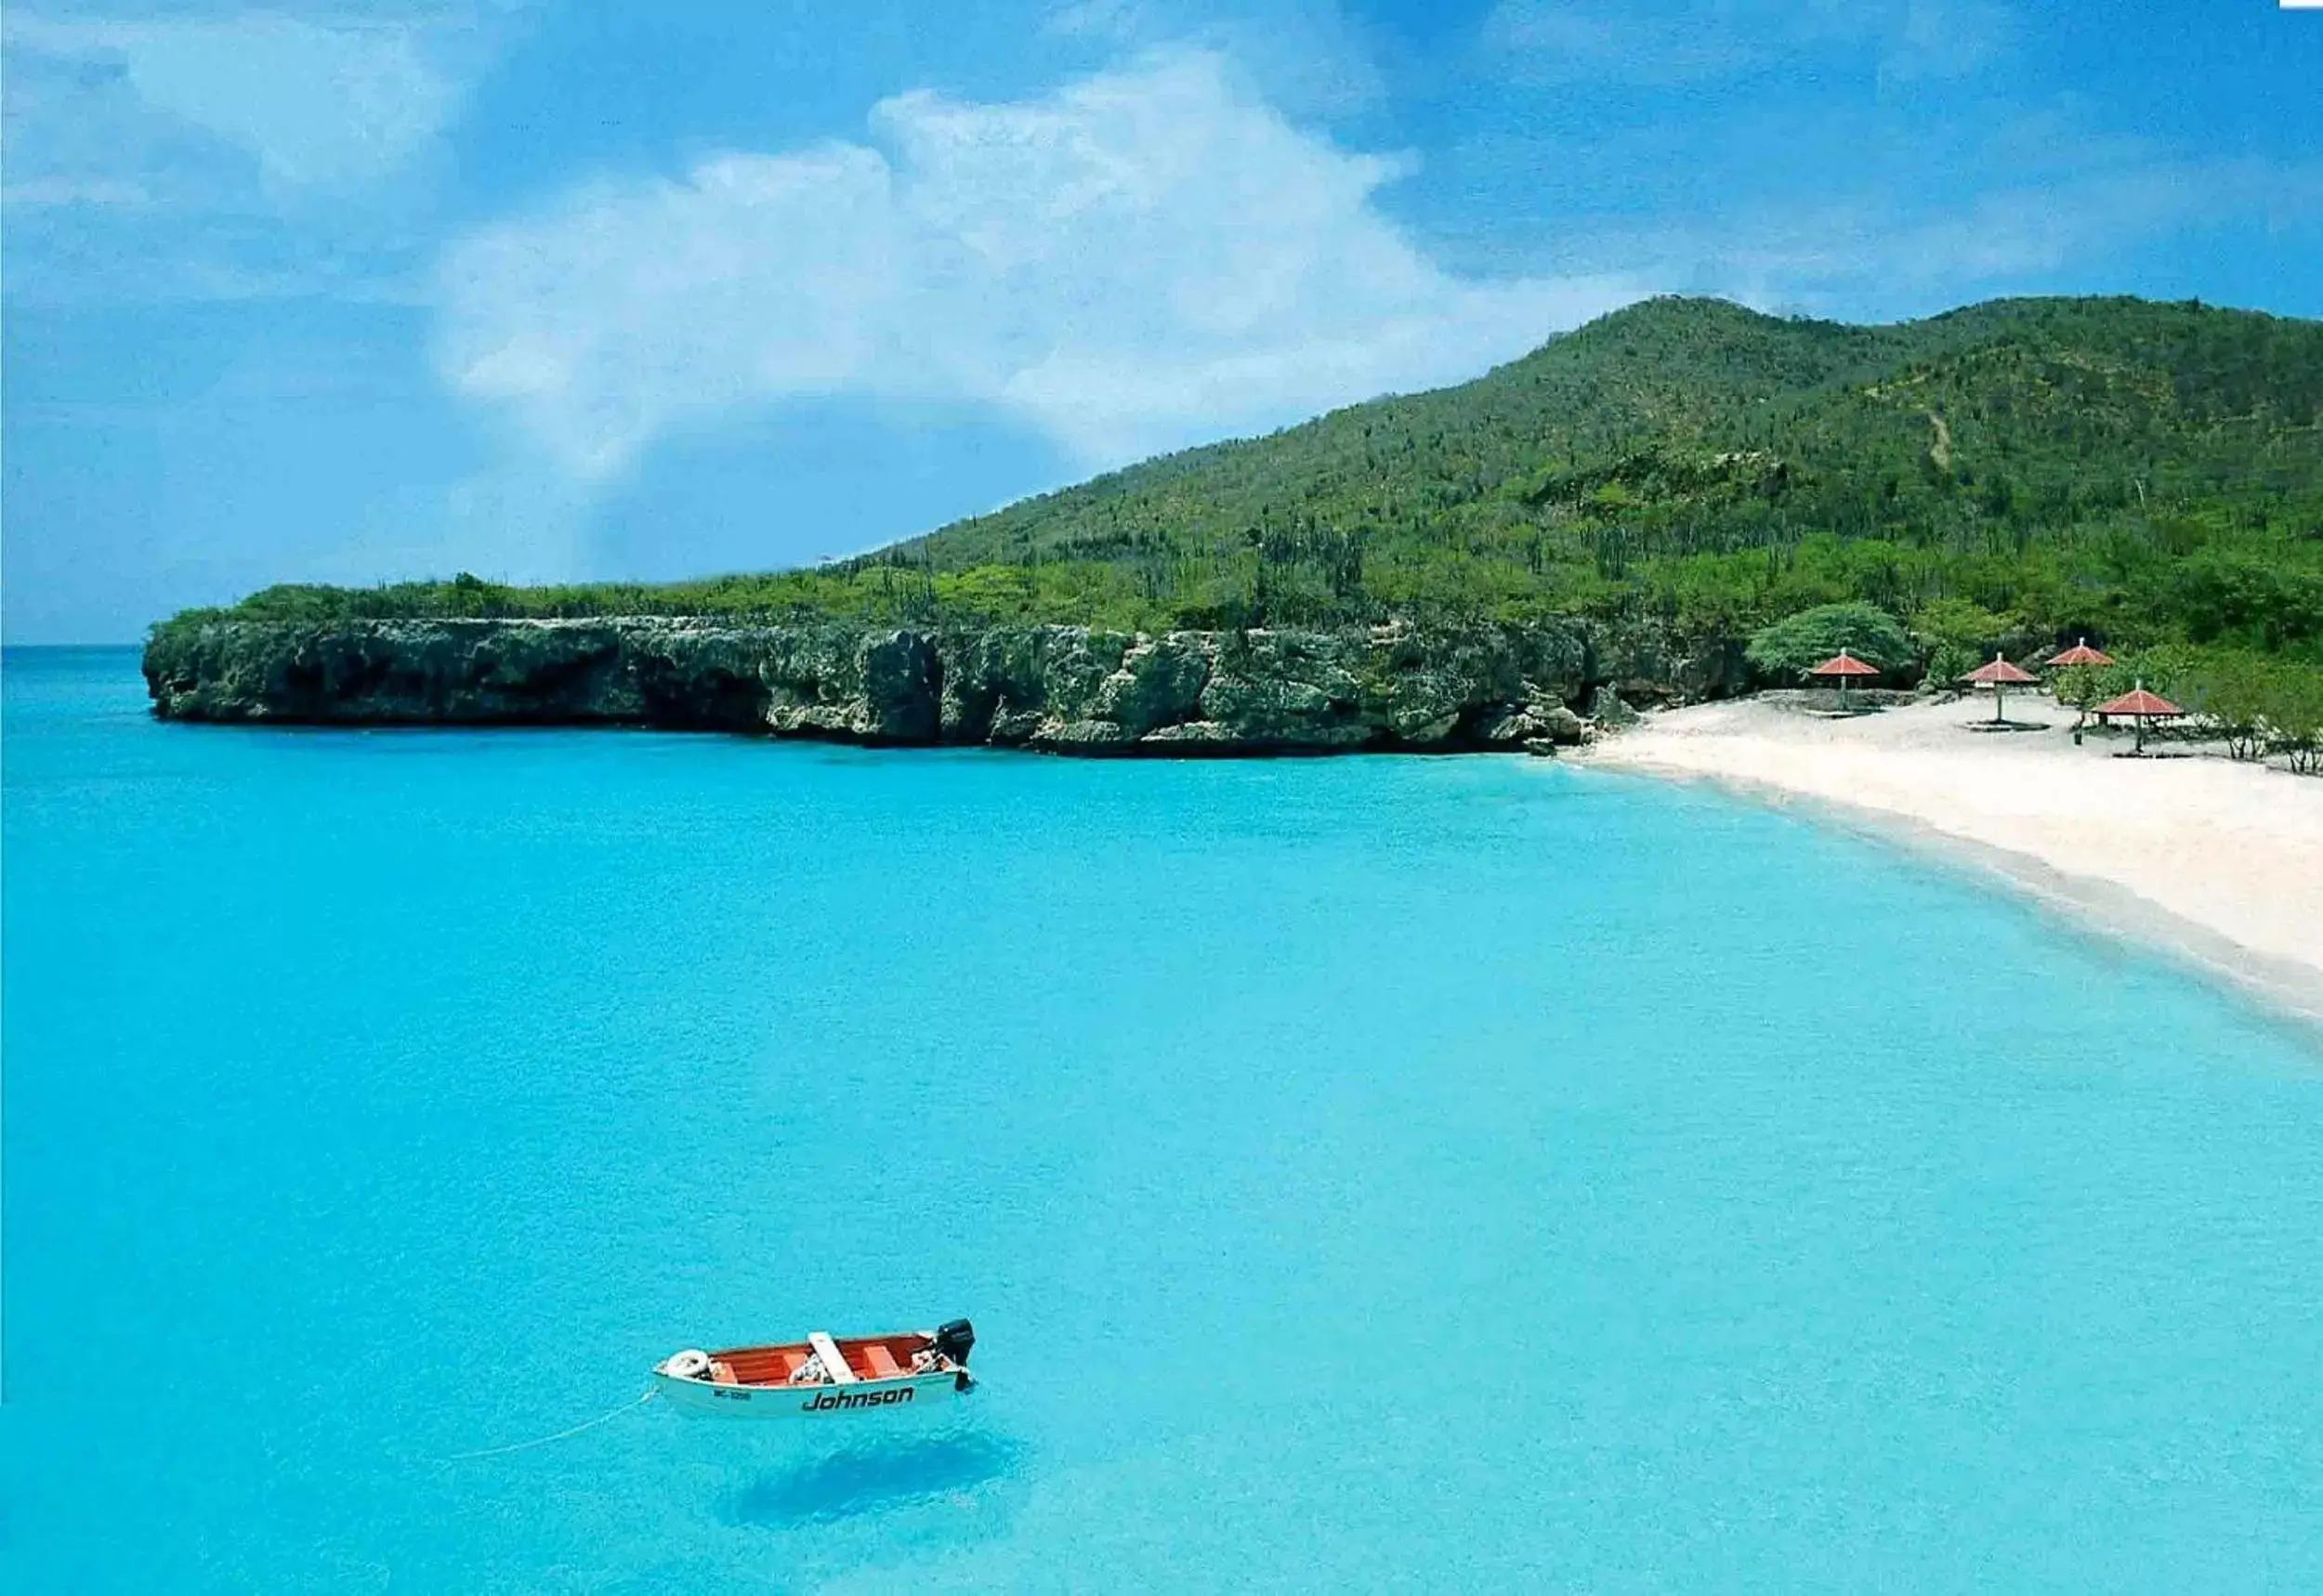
xmin=2052 ymin=663 xmax=2111 ymax=724
xmin=2231 ymin=656 xmax=2323 ymax=776
xmin=2189 ymin=653 xmax=2271 ymax=761
xmin=1745 ymin=602 xmax=1916 ymax=683
xmin=2272 ymin=672 xmax=2323 ymax=775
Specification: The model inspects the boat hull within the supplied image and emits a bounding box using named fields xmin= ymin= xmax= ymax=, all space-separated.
xmin=655 ymin=1369 xmax=965 ymax=1419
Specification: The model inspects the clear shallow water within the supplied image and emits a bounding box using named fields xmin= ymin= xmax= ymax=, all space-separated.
xmin=4 ymin=646 xmax=2319 ymax=1592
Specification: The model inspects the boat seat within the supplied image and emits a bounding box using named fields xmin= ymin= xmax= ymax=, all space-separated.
xmin=861 ymin=1343 xmax=902 ymax=1380
xmin=779 ymin=1349 xmax=809 ymax=1380
xmin=807 ymin=1331 xmax=858 ymax=1384
xmin=709 ymin=1361 xmax=738 ymax=1385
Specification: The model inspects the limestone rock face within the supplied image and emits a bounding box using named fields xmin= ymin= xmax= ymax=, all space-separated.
xmin=1583 ymin=621 xmax=1752 ymax=706
xmin=143 ymin=614 xmax=1713 ymax=756
xmin=1090 ymin=634 xmax=1211 ymax=740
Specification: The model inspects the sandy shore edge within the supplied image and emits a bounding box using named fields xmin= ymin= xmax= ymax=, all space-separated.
xmin=1579 ymin=755 xmax=2323 ymax=1037
xmin=1570 ymin=697 xmax=2323 ymax=1036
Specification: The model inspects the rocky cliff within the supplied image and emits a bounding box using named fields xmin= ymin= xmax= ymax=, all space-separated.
xmin=141 ymin=618 xmax=1747 ymax=754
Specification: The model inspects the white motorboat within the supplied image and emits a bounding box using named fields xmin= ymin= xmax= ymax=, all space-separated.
xmin=653 ymin=1319 xmax=976 ymax=1419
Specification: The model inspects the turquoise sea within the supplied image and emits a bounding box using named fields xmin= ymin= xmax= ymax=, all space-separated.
xmin=4 ymin=646 xmax=2319 ymax=1591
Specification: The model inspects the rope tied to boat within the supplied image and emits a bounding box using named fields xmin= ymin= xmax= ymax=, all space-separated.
xmin=437 ymin=1388 xmax=657 ymax=1465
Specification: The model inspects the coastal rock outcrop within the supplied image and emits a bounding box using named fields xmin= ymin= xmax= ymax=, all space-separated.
xmin=142 ymin=616 xmax=1739 ymax=755
xmin=1583 ymin=621 xmax=1751 ymax=707
xmin=1587 ymin=685 xmax=1644 ymax=728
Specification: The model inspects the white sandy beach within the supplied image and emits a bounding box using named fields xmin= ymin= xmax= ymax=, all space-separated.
xmin=1576 ymin=692 xmax=2323 ymax=1027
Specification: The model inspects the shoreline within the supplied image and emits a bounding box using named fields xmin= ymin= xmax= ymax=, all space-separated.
xmin=1573 ymin=695 xmax=2323 ymax=1036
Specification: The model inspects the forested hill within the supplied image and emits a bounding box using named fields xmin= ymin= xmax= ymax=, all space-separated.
xmin=891 ymin=294 xmax=2323 ymax=652
xmin=172 ymin=295 xmax=2323 ymax=668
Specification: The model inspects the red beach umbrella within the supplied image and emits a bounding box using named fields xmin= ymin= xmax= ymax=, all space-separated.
xmin=1807 ymin=648 xmax=1880 ymax=712
xmin=2096 ymin=684 xmax=2183 ymax=716
xmin=2046 ymin=637 xmax=2118 ymax=726
xmin=1960 ymin=652 xmax=2040 ymax=725
xmin=2046 ymin=638 xmax=2117 ymax=669
xmin=2093 ymin=682 xmax=2183 ymax=754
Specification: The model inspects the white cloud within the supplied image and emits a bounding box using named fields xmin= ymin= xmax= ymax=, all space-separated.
xmin=1043 ymin=0 xmax=1385 ymax=116
xmin=6 ymin=11 xmax=469 ymax=193
xmin=437 ymin=50 xmax=1641 ymax=480
xmin=2 ymin=7 xmax=502 ymax=303
xmin=444 ymin=143 xmax=909 ymax=477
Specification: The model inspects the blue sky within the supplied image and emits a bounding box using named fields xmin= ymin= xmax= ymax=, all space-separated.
xmin=5 ymin=1 xmax=2320 ymax=641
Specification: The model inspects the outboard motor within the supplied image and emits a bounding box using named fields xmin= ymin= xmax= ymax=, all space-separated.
xmin=933 ymin=1319 xmax=976 ymax=1391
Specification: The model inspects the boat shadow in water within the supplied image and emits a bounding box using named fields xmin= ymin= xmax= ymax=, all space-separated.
xmin=728 ymin=1431 xmax=1024 ymax=1526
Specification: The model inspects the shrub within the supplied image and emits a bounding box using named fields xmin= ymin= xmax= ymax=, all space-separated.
xmin=1924 ymin=640 xmax=1981 ymax=693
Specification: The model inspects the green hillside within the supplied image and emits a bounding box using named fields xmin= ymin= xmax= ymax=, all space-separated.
xmin=175 ymin=294 xmax=2323 ymax=668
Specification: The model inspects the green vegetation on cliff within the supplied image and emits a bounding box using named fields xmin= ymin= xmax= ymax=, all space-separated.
xmin=164 ymin=295 xmax=2323 ymax=677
